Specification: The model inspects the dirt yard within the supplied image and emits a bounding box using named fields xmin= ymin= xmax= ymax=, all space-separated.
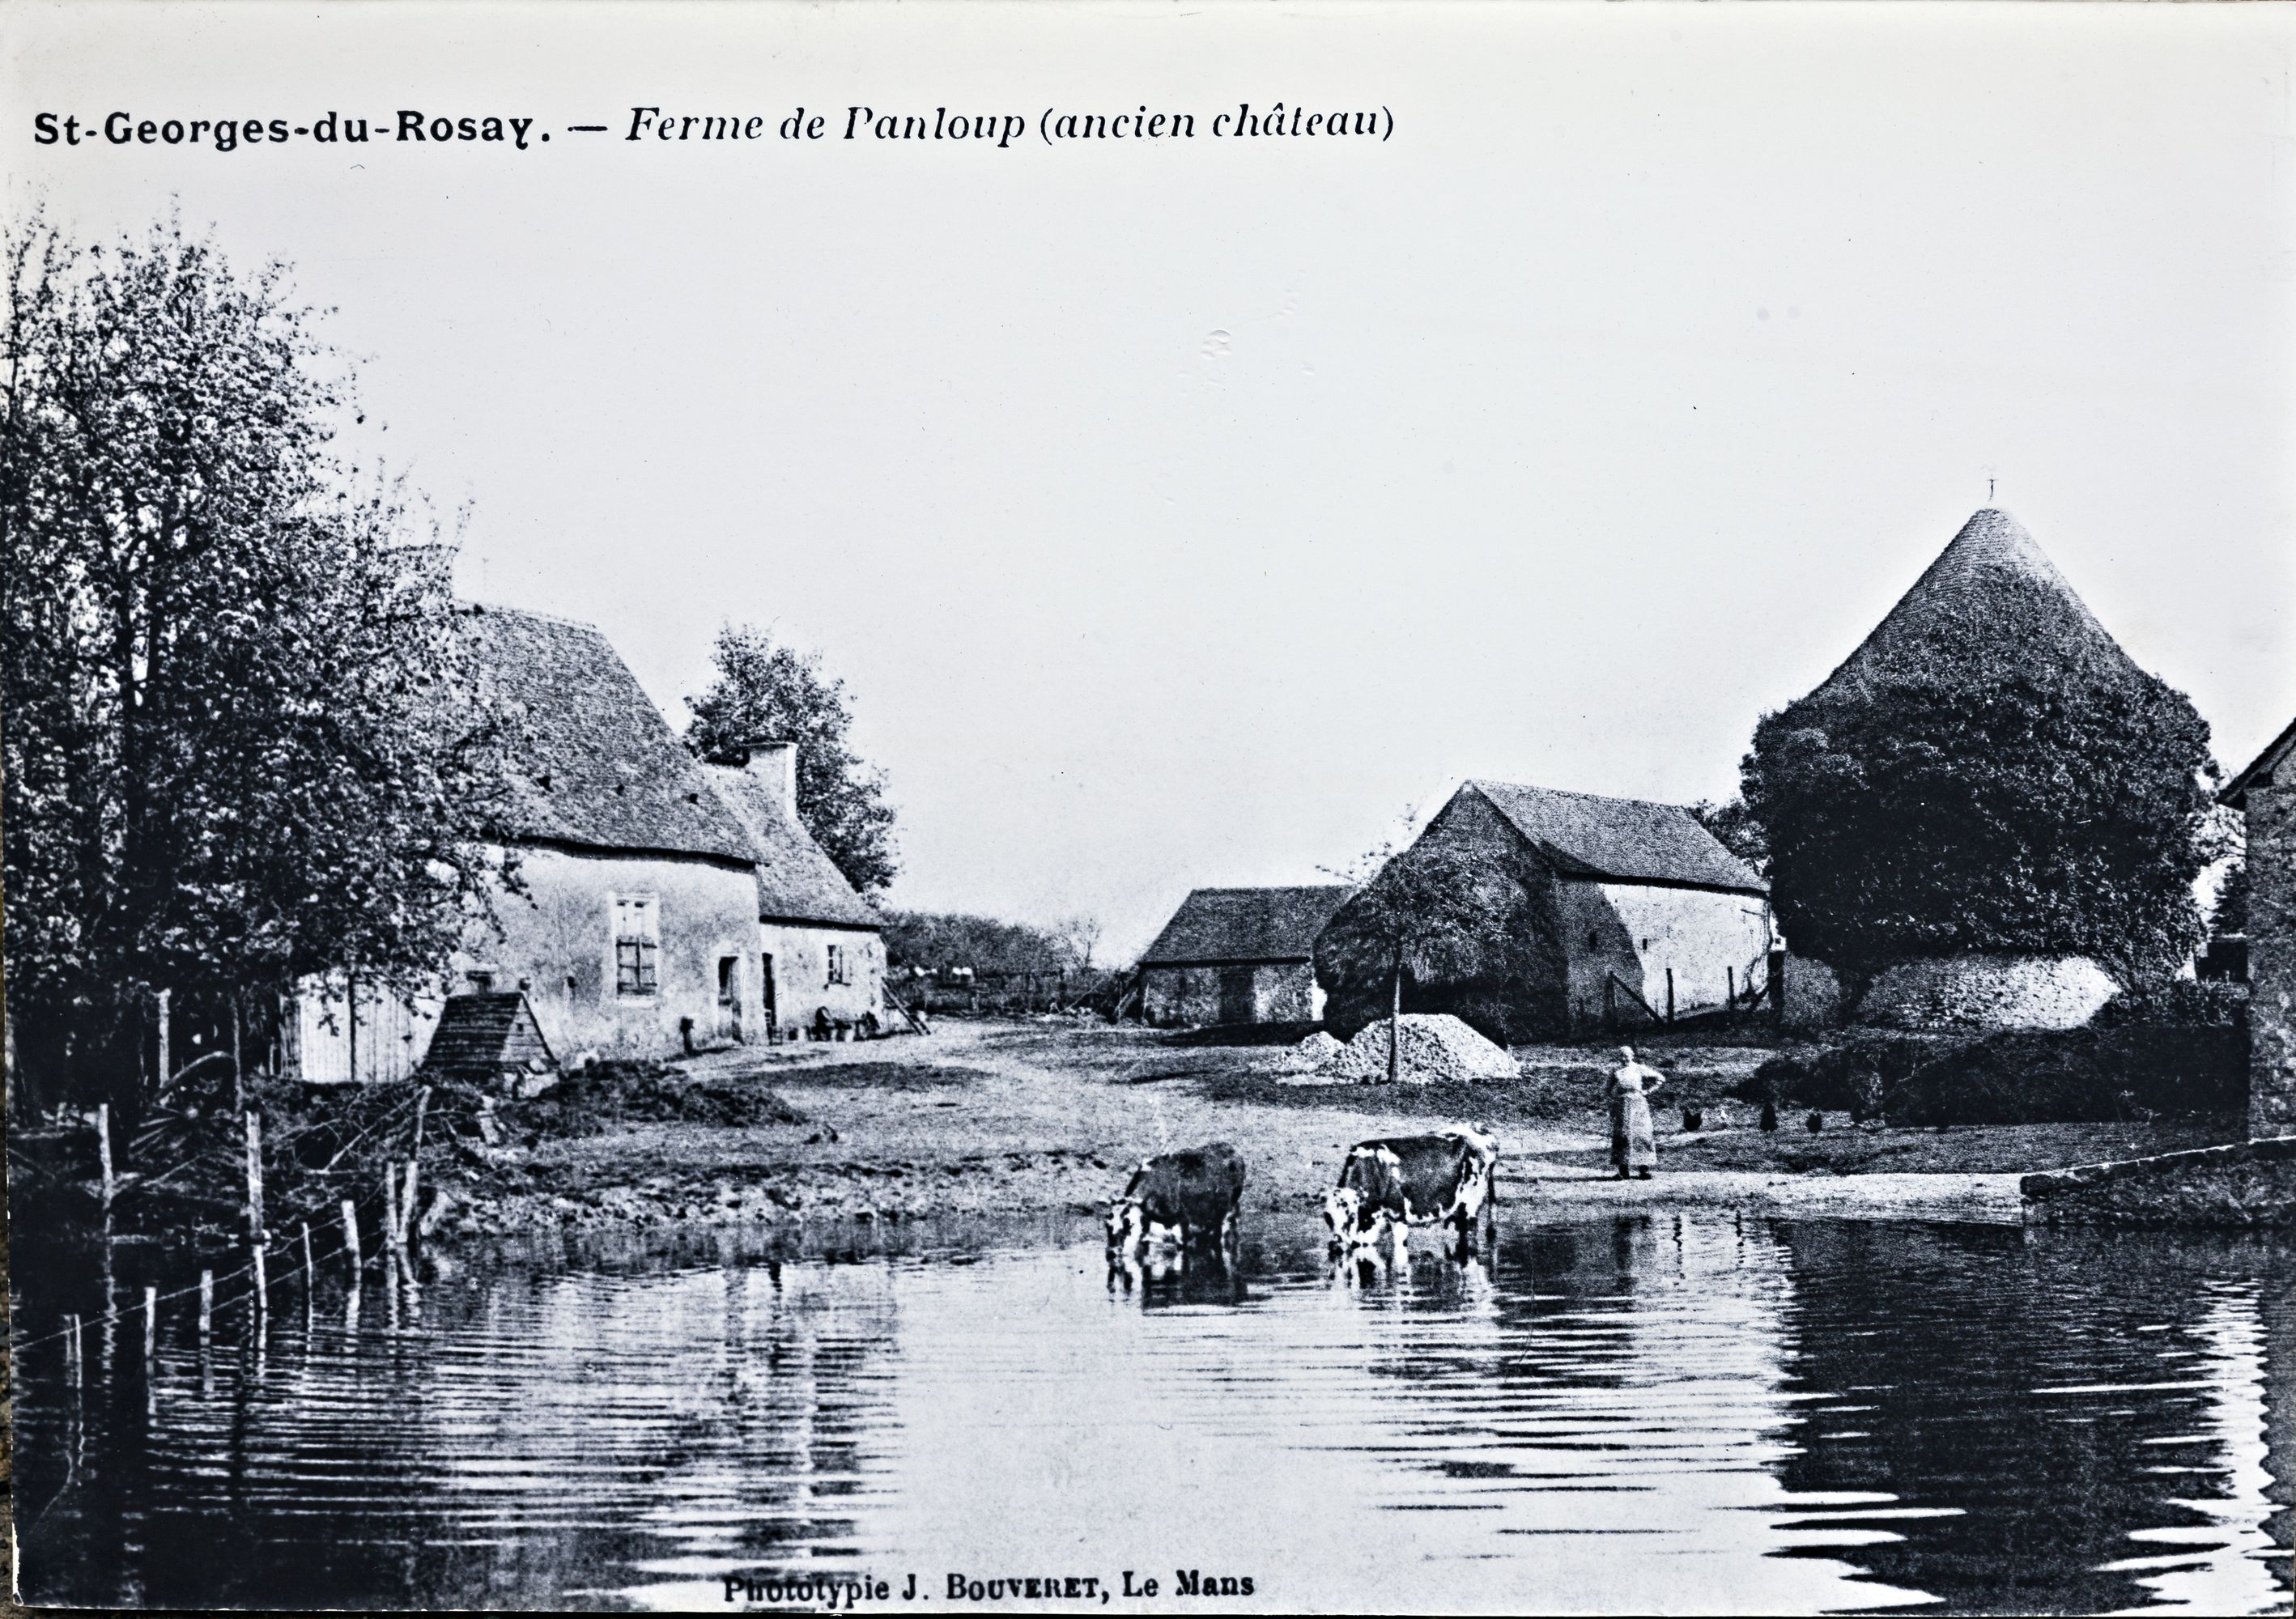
xmin=419 ymin=1019 xmax=2247 ymax=1237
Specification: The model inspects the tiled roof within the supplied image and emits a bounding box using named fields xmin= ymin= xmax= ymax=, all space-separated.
xmin=705 ymin=763 xmax=882 ymax=930
xmin=463 ymin=603 xmax=758 ymax=864
xmin=1138 ymin=886 xmax=1355 ymax=966
xmin=1465 ymin=781 xmax=1766 ymax=894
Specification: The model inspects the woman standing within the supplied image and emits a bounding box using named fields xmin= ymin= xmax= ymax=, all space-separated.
xmin=1608 ymin=1045 xmax=1665 ymax=1180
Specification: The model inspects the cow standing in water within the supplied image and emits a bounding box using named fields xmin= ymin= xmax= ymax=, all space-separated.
xmin=1322 ymin=1125 xmax=1499 ymax=1260
xmin=1105 ymin=1143 xmax=1247 ymax=1258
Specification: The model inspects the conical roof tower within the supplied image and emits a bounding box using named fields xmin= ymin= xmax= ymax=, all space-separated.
xmin=1807 ymin=508 xmax=2144 ymax=708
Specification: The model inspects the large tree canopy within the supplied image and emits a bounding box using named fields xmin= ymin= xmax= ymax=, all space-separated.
xmin=2 ymin=216 xmax=517 ymax=1112
xmin=1314 ymin=840 xmax=1563 ymax=1048
xmin=685 ymin=625 xmax=899 ymax=895
xmin=1741 ymin=567 xmax=2213 ymax=984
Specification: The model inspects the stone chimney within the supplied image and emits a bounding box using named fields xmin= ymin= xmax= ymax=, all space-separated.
xmin=740 ymin=739 xmax=799 ymax=821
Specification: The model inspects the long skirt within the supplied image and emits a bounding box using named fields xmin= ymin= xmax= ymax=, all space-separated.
xmin=1609 ymin=1090 xmax=1656 ymax=1171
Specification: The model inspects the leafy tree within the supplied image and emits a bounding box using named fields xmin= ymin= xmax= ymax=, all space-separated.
xmin=2209 ymin=856 xmax=2248 ymax=940
xmin=685 ymin=625 xmax=898 ymax=894
xmin=1 ymin=215 xmax=517 ymax=1117
xmin=1740 ymin=571 xmax=2213 ymax=985
xmin=1314 ymin=843 xmax=1560 ymax=1074
xmin=882 ymin=911 xmax=1078 ymax=975
xmin=1690 ymin=797 xmax=1769 ymax=873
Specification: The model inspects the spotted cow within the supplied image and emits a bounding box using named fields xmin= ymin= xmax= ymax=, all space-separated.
xmin=1322 ymin=1125 xmax=1499 ymax=1258
xmin=1106 ymin=1142 xmax=1247 ymax=1256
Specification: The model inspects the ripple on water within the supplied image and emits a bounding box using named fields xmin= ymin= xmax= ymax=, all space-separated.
xmin=9 ymin=1214 xmax=2291 ymax=1614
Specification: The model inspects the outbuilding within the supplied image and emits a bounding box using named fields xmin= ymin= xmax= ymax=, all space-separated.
xmin=1137 ymin=886 xmax=1354 ymax=1026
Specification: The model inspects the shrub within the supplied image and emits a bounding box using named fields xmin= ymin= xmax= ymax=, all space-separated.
xmin=2091 ymin=979 xmax=2247 ymax=1032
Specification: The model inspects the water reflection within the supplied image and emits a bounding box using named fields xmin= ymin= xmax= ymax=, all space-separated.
xmin=11 ymin=1214 xmax=2290 ymax=1613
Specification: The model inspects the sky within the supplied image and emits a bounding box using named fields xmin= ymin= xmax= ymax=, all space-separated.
xmin=6 ymin=2 xmax=2293 ymax=961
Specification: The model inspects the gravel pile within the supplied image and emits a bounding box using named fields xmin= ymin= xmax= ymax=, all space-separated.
xmin=1303 ymin=1015 xmax=1520 ymax=1083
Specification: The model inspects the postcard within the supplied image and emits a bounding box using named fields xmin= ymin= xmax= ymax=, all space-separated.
xmin=3 ymin=3 xmax=2291 ymax=1612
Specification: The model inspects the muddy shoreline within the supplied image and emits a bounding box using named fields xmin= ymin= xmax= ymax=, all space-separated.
xmin=415 ymin=1021 xmax=2245 ymax=1239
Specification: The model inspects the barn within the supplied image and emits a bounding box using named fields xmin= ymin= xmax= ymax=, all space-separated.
xmin=1137 ymin=886 xmax=1354 ymax=1026
xmin=1316 ymin=782 xmax=1772 ymax=1043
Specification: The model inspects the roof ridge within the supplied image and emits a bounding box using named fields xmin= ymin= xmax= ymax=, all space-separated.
xmin=457 ymin=599 xmax=606 ymax=634
xmin=1468 ymin=779 xmax=1694 ymax=812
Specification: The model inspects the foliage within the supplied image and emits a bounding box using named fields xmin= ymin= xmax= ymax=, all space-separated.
xmin=1741 ymin=1025 xmax=2243 ymax=1127
xmin=684 ymin=624 xmax=898 ymax=894
xmin=882 ymin=910 xmax=1085 ymax=975
xmin=1313 ymin=842 xmax=1564 ymax=1046
xmin=0 ymin=215 xmax=517 ymax=1115
xmin=1740 ymin=572 xmax=2214 ymax=982
xmin=2091 ymin=978 xmax=2247 ymax=1032
xmin=2209 ymin=856 xmax=2249 ymax=939
xmin=1690 ymin=797 xmax=1769 ymax=873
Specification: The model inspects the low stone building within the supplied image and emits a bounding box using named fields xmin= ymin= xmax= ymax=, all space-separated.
xmin=2222 ymin=716 xmax=2296 ymax=1140
xmin=1137 ymin=886 xmax=1353 ymax=1026
xmin=1318 ymin=781 xmax=1771 ymax=1042
xmin=706 ymin=744 xmax=887 ymax=1039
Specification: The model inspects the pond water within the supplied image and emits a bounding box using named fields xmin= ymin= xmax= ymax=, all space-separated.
xmin=11 ymin=1213 xmax=2292 ymax=1613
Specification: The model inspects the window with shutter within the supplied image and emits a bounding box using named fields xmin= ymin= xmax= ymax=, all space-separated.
xmin=611 ymin=894 xmax=661 ymax=998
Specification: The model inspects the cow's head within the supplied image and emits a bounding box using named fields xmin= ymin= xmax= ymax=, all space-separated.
xmin=1322 ymin=1185 xmax=1392 ymax=1252
xmin=1105 ymin=1198 xmax=1146 ymax=1251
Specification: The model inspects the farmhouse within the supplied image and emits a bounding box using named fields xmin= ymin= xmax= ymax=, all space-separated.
xmin=2221 ymin=718 xmax=2296 ymax=1141
xmin=290 ymin=604 xmax=772 ymax=1077
xmin=1320 ymin=782 xmax=1772 ymax=1043
xmin=1137 ymin=885 xmax=1353 ymax=1026
xmin=705 ymin=743 xmax=887 ymax=1039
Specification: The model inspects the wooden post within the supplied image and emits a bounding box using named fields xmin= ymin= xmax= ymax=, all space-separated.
xmin=341 ymin=1197 xmax=361 ymax=1279
xmin=410 ymin=1085 xmax=433 ymax=1158
xmin=230 ymin=996 xmax=244 ymax=1116
xmin=66 ymin=1314 xmax=82 ymax=1383
xmin=143 ymin=1285 xmax=157 ymax=1360
xmin=156 ymin=987 xmax=172 ymax=1094
xmin=300 ymin=1221 xmax=314 ymax=1286
xmin=402 ymin=1156 xmax=421 ymax=1247
xmin=95 ymin=1102 xmax=114 ymax=1219
xmin=252 ymin=1244 xmax=268 ymax=1315
xmin=198 ymin=1270 xmax=214 ymax=1336
xmin=1666 ymin=968 xmax=1676 ymax=1026
xmin=1727 ymin=964 xmax=1736 ymax=1009
xmin=244 ymin=1111 xmax=266 ymax=1243
xmin=384 ymin=1162 xmax=402 ymax=1252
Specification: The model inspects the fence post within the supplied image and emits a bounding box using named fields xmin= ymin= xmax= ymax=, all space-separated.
xmin=96 ymin=1102 xmax=114 ymax=1220
xmin=384 ymin=1162 xmax=402 ymax=1253
xmin=300 ymin=1221 xmax=314 ymax=1287
xmin=143 ymin=1285 xmax=157 ymax=1361
xmin=252 ymin=1244 xmax=268 ymax=1315
xmin=66 ymin=1314 xmax=82 ymax=1384
xmin=341 ymin=1197 xmax=362 ymax=1281
xmin=155 ymin=987 xmax=172 ymax=1094
xmin=244 ymin=1111 xmax=265 ymax=1243
xmin=402 ymin=1157 xmax=420 ymax=1247
xmin=198 ymin=1270 xmax=214 ymax=1337
xmin=1666 ymin=968 xmax=1676 ymax=1026
xmin=1727 ymin=965 xmax=1736 ymax=1010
